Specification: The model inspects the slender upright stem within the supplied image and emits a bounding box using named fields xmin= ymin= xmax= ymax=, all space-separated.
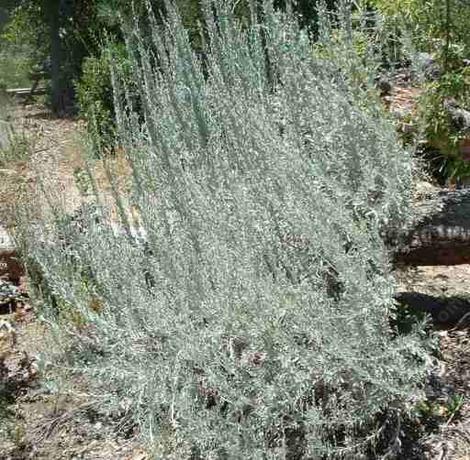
xmin=444 ymin=0 xmax=451 ymax=71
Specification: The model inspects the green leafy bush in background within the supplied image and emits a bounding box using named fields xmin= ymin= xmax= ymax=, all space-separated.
xmin=0 ymin=1 xmax=44 ymax=89
xmin=76 ymin=43 xmax=132 ymax=155
xmin=417 ymin=66 xmax=470 ymax=182
xmin=0 ymin=52 xmax=33 ymax=90
xmin=366 ymin=0 xmax=470 ymax=59
xmin=366 ymin=0 xmax=470 ymax=183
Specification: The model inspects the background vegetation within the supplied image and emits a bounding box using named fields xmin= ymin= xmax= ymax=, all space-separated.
xmin=2 ymin=0 xmax=467 ymax=182
xmin=367 ymin=0 xmax=470 ymax=182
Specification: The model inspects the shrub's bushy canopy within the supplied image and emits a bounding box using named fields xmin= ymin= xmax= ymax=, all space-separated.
xmin=22 ymin=1 xmax=427 ymax=458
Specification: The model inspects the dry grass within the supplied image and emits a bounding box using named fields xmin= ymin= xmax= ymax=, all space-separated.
xmin=0 ymin=103 xmax=134 ymax=230
xmin=0 ymin=102 xmax=145 ymax=459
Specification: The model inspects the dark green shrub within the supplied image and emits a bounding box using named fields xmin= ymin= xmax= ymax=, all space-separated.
xmin=76 ymin=42 xmax=132 ymax=155
xmin=366 ymin=0 xmax=470 ymax=183
xmin=417 ymin=65 xmax=470 ymax=183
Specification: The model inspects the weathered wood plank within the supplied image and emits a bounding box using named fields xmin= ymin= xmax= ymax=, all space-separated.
xmin=396 ymin=189 xmax=470 ymax=266
xmin=5 ymin=87 xmax=46 ymax=97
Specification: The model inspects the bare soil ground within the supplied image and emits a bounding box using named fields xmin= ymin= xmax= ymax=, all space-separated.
xmin=397 ymin=266 xmax=470 ymax=459
xmin=0 ymin=103 xmax=132 ymax=228
xmin=0 ymin=105 xmax=82 ymax=227
xmin=0 ymin=102 xmax=469 ymax=459
xmin=0 ymin=103 xmax=145 ymax=459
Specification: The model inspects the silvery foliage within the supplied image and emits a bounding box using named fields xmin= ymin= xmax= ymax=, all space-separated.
xmin=22 ymin=1 xmax=428 ymax=457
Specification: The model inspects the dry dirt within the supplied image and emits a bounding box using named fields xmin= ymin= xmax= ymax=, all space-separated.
xmin=0 ymin=103 xmax=145 ymax=460
xmin=397 ymin=265 xmax=470 ymax=459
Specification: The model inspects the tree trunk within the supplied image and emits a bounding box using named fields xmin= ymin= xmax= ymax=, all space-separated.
xmin=396 ymin=189 xmax=470 ymax=266
xmin=44 ymin=0 xmax=63 ymax=114
xmin=43 ymin=0 xmax=76 ymax=115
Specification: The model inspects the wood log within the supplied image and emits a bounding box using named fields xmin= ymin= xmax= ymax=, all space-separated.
xmin=5 ymin=87 xmax=46 ymax=97
xmin=396 ymin=189 xmax=470 ymax=266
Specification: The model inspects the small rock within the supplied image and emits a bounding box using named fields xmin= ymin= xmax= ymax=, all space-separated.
xmin=401 ymin=122 xmax=415 ymax=134
xmin=0 ymin=169 xmax=17 ymax=176
xmin=127 ymin=449 xmax=149 ymax=460
xmin=391 ymin=107 xmax=411 ymax=121
xmin=0 ymin=224 xmax=13 ymax=249
xmin=375 ymin=77 xmax=393 ymax=97
xmin=414 ymin=181 xmax=437 ymax=199
xmin=0 ymin=280 xmax=19 ymax=298
xmin=0 ymin=319 xmax=17 ymax=346
xmin=415 ymin=52 xmax=441 ymax=81
xmin=94 ymin=421 xmax=103 ymax=431
xmin=0 ymin=278 xmax=27 ymax=314
xmin=444 ymin=99 xmax=470 ymax=132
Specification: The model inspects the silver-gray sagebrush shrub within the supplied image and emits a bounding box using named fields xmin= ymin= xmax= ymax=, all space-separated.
xmin=21 ymin=1 xmax=429 ymax=458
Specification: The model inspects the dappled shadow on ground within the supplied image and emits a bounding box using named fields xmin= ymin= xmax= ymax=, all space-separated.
xmin=21 ymin=106 xmax=78 ymax=122
xmin=21 ymin=107 xmax=54 ymax=120
xmin=395 ymin=263 xmax=470 ymax=458
xmin=396 ymin=291 xmax=470 ymax=328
